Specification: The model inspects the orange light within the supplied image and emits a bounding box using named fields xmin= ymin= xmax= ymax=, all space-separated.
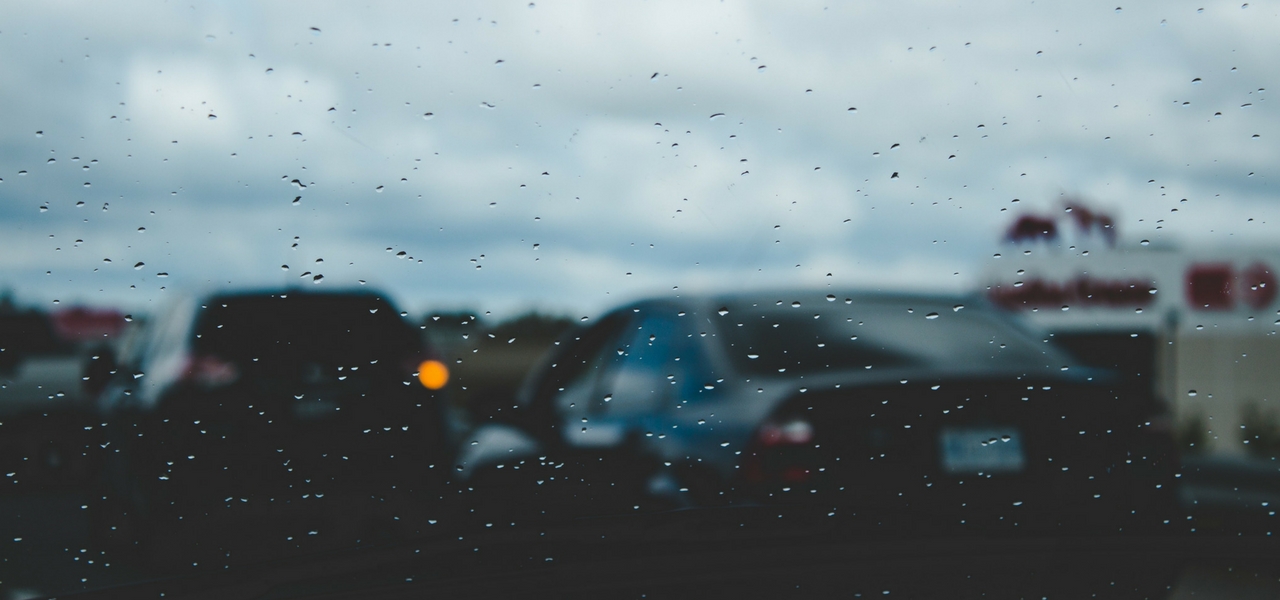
xmin=417 ymin=359 xmax=449 ymax=390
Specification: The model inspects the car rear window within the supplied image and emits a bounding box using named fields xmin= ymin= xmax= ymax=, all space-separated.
xmin=718 ymin=296 xmax=1056 ymax=377
xmin=192 ymin=293 xmax=420 ymax=365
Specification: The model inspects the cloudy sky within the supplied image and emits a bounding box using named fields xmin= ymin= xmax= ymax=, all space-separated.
xmin=1 ymin=0 xmax=1276 ymax=318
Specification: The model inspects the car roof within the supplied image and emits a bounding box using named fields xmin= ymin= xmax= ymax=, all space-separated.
xmin=613 ymin=289 xmax=983 ymax=313
xmin=606 ymin=289 xmax=1091 ymax=385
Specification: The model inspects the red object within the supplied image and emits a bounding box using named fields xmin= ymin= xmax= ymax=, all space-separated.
xmin=1064 ymin=204 xmax=1117 ymax=247
xmin=1005 ymin=215 xmax=1058 ymax=244
xmin=182 ymin=354 xmax=241 ymax=387
xmin=987 ymin=276 xmax=1154 ymax=311
xmin=743 ymin=419 xmax=816 ymax=484
xmin=1186 ymin=264 xmax=1234 ymax=311
xmin=755 ymin=419 xmax=814 ymax=447
xmin=49 ymin=307 xmax=126 ymax=341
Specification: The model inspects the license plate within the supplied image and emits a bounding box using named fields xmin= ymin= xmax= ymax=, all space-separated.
xmin=939 ymin=427 xmax=1026 ymax=475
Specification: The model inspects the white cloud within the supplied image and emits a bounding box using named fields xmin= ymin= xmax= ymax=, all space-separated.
xmin=0 ymin=0 xmax=1276 ymax=316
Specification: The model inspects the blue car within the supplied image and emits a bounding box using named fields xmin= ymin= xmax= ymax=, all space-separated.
xmin=454 ymin=291 xmax=1179 ymax=533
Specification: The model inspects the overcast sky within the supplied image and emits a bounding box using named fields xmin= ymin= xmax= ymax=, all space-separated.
xmin=1 ymin=1 xmax=1276 ymax=319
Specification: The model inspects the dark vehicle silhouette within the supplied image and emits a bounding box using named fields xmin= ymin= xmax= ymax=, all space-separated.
xmin=0 ymin=306 xmax=123 ymax=495
xmin=454 ymin=291 xmax=1179 ymax=533
xmin=90 ymin=289 xmax=462 ymax=566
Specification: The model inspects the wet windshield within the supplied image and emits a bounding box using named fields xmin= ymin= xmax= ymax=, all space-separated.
xmin=2 ymin=3 xmax=1279 ymax=598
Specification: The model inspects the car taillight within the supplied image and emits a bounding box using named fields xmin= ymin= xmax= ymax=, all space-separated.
xmin=744 ymin=418 xmax=816 ymax=484
xmin=183 ymin=354 xmax=240 ymax=388
xmin=756 ymin=419 xmax=815 ymax=447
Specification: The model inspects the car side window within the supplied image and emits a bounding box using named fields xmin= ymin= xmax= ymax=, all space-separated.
xmin=673 ymin=319 xmax=720 ymax=404
xmin=527 ymin=314 xmax=629 ymax=433
xmin=600 ymin=313 xmax=719 ymax=414
xmin=598 ymin=315 xmax=676 ymax=418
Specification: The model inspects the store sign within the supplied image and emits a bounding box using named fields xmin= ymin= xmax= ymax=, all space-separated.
xmin=1185 ymin=262 xmax=1276 ymax=311
xmin=988 ymin=262 xmax=1276 ymax=313
xmin=988 ymin=276 xmax=1155 ymax=310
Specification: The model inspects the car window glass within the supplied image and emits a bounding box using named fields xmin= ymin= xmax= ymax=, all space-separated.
xmin=3 ymin=3 xmax=1276 ymax=596
xmin=192 ymin=294 xmax=416 ymax=365
xmin=133 ymin=299 xmax=198 ymax=406
xmin=720 ymin=297 xmax=1061 ymax=377
xmin=548 ymin=317 xmax=628 ymax=424
xmin=599 ymin=315 xmax=675 ymax=417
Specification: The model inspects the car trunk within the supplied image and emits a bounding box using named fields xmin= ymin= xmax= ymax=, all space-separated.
xmin=743 ymin=378 xmax=1178 ymax=531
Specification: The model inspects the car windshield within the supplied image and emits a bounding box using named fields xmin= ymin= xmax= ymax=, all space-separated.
xmin=3 ymin=3 xmax=1279 ymax=598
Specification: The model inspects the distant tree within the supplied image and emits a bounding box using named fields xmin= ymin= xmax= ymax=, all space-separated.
xmin=485 ymin=312 xmax=575 ymax=341
xmin=420 ymin=310 xmax=483 ymax=353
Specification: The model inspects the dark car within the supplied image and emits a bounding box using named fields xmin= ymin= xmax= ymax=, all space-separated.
xmin=454 ymin=291 xmax=1179 ymax=533
xmin=90 ymin=289 xmax=464 ymax=565
xmin=0 ymin=306 xmax=126 ymax=495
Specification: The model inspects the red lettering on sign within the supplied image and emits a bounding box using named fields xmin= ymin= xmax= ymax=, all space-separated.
xmin=49 ymin=307 xmax=126 ymax=342
xmin=1186 ymin=264 xmax=1235 ymax=311
xmin=988 ymin=277 xmax=1155 ymax=311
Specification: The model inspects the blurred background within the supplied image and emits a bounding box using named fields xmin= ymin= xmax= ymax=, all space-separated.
xmin=2 ymin=1 xmax=1279 ymax=597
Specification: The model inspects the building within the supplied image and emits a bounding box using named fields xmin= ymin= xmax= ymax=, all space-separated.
xmin=983 ymin=205 xmax=1279 ymax=457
